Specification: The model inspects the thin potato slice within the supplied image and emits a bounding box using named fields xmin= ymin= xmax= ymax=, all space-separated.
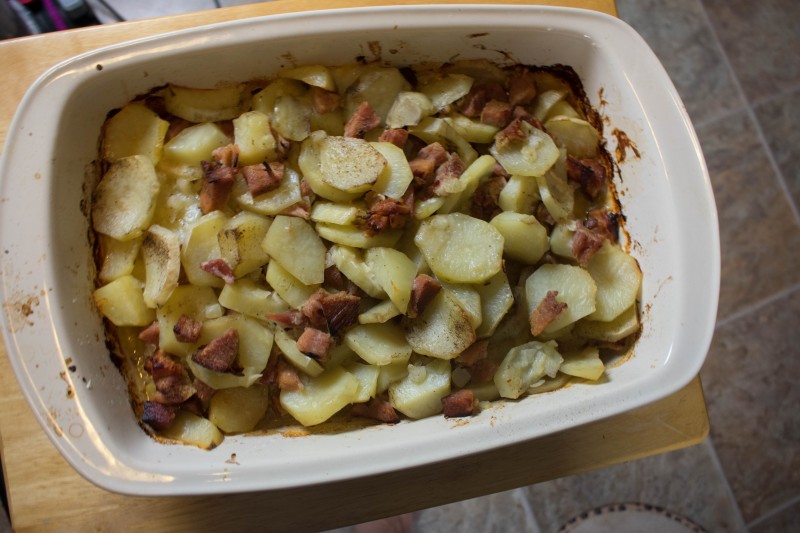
xmin=370 ymin=141 xmax=414 ymax=199
xmin=489 ymin=121 xmax=559 ymax=177
xmin=102 ymin=102 xmax=169 ymax=163
xmin=474 ymin=271 xmax=515 ymax=338
xmin=316 ymin=223 xmax=402 ymax=249
xmin=162 ymin=122 xmax=229 ymax=168
xmin=310 ymin=202 xmax=365 ymax=226
xmin=364 ymin=247 xmax=417 ymax=313
xmin=279 ymin=64 xmax=336 ymax=91
xmin=298 ymin=131 xmax=362 ymax=202
xmin=233 ymin=111 xmax=278 ymax=165
xmin=142 ymin=225 xmax=181 ymax=308
xmin=440 ymin=283 xmax=482 ymax=330
xmin=328 ymin=244 xmax=385 ymax=298
xmin=386 ymin=92 xmax=436 ymax=128
xmin=489 ymin=211 xmax=549 ymax=265
xmin=497 ymin=174 xmax=540 ymax=214
xmin=358 ymin=300 xmax=401 ymax=324
xmin=161 ymin=411 xmax=223 ymax=449
xmin=494 ymin=340 xmax=563 ymax=399
xmin=218 ymin=279 xmax=289 ymax=318
xmin=218 ymin=211 xmax=272 ymax=278
xmin=414 ymin=213 xmax=504 ymax=283
xmin=273 ymin=327 xmax=324 ymax=377
xmin=408 ymin=117 xmax=478 ymax=166
xmin=345 ymin=362 xmax=380 ymax=403
xmin=405 ymin=291 xmax=476 ymax=360
xmin=319 ymin=136 xmax=387 ymax=194
xmin=418 ymin=73 xmax=473 ymax=111
xmin=559 ymin=347 xmax=605 ymax=380
xmin=208 ymin=386 xmax=270 ymax=433
xmin=345 ymin=67 xmax=411 ymax=124
xmin=234 ymin=165 xmax=302 ymax=216
xmin=575 ymin=304 xmax=639 ymax=342
xmin=344 ymin=323 xmax=412 ymax=366
xmin=389 ymin=358 xmax=451 ymax=419
xmin=544 ymin=116 xmax=601 ymax=159
xmin=97 ymin=235 xmax=142 ymax=283
xmin=280 ymin=366 xmax=359 ymax=426
xmin=164 ymin=83 xmax=249 ymax=122
xmin=93 ymin=275 xmax=154 ymax=327
xmin=92 ymin=155 xmax=160 ymax=241
xmin=262 ymin=215 xmax=326 ymax=285
xmin=587 ymin=241 xmax=642 ymax=322
xmin=265 ymin=260 xmax=319 ymax=309
xmin=525 ymin=264 xmax=597 ymax=334
xmin=157 ymin=285 xmax=223 ymax=357
xmin=181 ymin=211 xmax=228 ymax=288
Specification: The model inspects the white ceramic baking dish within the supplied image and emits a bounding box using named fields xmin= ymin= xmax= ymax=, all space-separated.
xmin=0 ymin=5 xmax=719 ymax=496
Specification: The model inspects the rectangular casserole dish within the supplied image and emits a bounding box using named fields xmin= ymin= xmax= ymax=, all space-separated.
xmin=0 ymin=4 xmax=719 ymax=496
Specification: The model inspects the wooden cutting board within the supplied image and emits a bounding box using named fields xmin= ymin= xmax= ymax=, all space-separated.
xmin=0 ymin=1 xmax=710 ymax=531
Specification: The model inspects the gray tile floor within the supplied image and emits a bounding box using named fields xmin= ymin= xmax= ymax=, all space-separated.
xmin=36 ymin=0 xmax=800 ymax=530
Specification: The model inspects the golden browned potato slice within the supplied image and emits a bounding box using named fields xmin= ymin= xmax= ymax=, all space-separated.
xmin=102 ymin=102 xmax=169 ymax=163
xmin=389 ymin=358 xmax=451 ymax=419
xmin=164 ymin=83 xmax=249 ymax=122
xmin=92 ymin=275 xmax=154 ymax=327
xmin=92 ymin=155 xmax=159 ymax=241
xmin=142 ymin=225 xmax=181 ymax=308
xmin=405 ymin=291 xmax=476 ymax=360
xmin=280 ymin=366 xmax=359 ymax=426
xmin=262 ymin=215 xmax=326 ymax=285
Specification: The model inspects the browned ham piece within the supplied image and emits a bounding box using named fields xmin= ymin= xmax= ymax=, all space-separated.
xmin=470 ymin=174 xmax=507 ymax=221
xmin=352 ymin=398 xmax=401 ymax=424
xmin=142 ymin=401 xmax=178 ymax=430
xmin=310 ymin=86 xmax=341 ymax=114
xmin=199 ymin=144 xmax=239 ymax=214
xmin=138 ymin=321 xmax=160 ymax=346
xmin=572 ymin=210 xmax=619 ymax=266
xmin=466 ymin=358 xmax=498 ymax=384
xmin=193 ymin=378 xmax=216 ymax=403
xmin=378 ymin=128 xmax=409 ymax=148
xmin=407 ymin=274 xmax=442 ymax=319
xmin=265 ymin=310 xmax=308 ymax=329
xmin=145 ymin=350 xmax=196 ymax=405
xmin=460 ymin=82 xmax=507 ymax=117
xmin=566 ymin=156 xmax=606 ymax=200
xmin=363 ymin=197 xmax=411 ymax=235
xmin=431 ymin=153 xmax=466 ymax=197
xmin=456 ymin=339 xmax=489 ymax=366
xmin=344 ymin=101 xmax=381 ymax=138
xmin=296 ymin=327 xmax=333 ymax=362
xmin=409 ymin=142 xmax=448 ymax=187
xmin=480 ymin=100 xmax=513 ymax=128
xmin=301 ymin=290 xmax=361 ymax=334
xmin=192 ymin=328 xmax=239 ymax=372
xmin=173 ymin=314 xmax=202 ymax=343
xmin=276 ymin=360 xmax=303 ymax=391
xmin=442 ymin=389 xmax=476 ymax=417
xmin=507 ymin=68 xmax=538 ymax=106
xmin=529 ymin=290 xmax=568 ymax=336
xmin=242 ymin=162 xmax=284 ymax=197
xmin=200 ymin=258 xmax=236 ymax=284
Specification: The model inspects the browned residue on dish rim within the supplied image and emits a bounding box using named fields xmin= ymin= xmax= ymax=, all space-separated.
xmin=612 ymin=128 xmax=641 ymax=163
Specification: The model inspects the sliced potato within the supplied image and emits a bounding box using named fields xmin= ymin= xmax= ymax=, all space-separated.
xmin=181 ymin=211 xmax=228 ymax=288
xmin=441 ymin=283 xmax=482 ymax=330
xmin=208 ymin=386 xmax=270 ymax=433
xmin=92 ymin=155 xmax=160 ymax=241
xmin=494 ymin=340 xmax=563 ymax=399
xmin=490 ymin=211 xmax=549 ymax=264
xmin=408 ymin=117 xmax=478 ymax=166
xmin=233 ymin=111 xmax=278 ymax=166
xmin=386 ymin=92 xmax=436 ymax=128
xmin=93 ymin=275 xmax=155 ymax=326
xmin=376 ymin=360 xmax=409 ymax=395
xmin=559 ymin=347 xmax=605 ymax=380
xmin=489 ymin=121 xmax=559 ymax=177
xmin=345 ymin=362 xmax=380 ymax=403
xmin=279 ymin=64 xmax=336 ymax=91
xmin=272 ymin=95 xmax=311 ymax=142
xmin=389 ymin=358 xmax=451 ymax=419
xmin=218 ymin=211 xmax=272 ymax=278
xmin=316 ymin=222 xmax=402 ymax=249
xmin=525 ymin=264 xmax=597 ymax=334
xmin=265 ymin=259 xmax=319 ymax=309
xmin=364 ymin=247 xmax=417 ymax=313
xmin=142 ymin=225 xmax=181 ymax=308
xmin=234 ymin=165 xmax=302 ymax=216
xmin=273 ymin=326 xmax=324 ymax=377
xmin=438 ymin=154 xmax=496 ymax=214
xmin=345 ymin=67 xmax=411 ymax=123
xmin=344 ymin=322 xmax=412 ymax=366
xmin=218 ymin=279 xmax=289 ymax=318
xmin=370 ymin=141 xmax=414 ymax=199
xmin=575 ymin=304 xmax=639 ymax=342
xmin=319 ymin=136 xmax=386 ymax=194
xmin=262 ymin=215 xmax=326 ymax=285
xmin=280 ymin=366 xmax=359 ymax=426
xmin=537 ymin=160 xmax=574 ymax=223
xmin=586 ymin=241 xmax=642 ymax=322
xmin=549 ymin=223 xmax=576 ymax=260
xmin=444 ymin=113 xmax=499 ymax=144
xmin=328 ymin=244 xmax=385 ymax=298
xmin=199 ymin=313 xmax=274 ymax=371
xmin=415 ymin=213 xmax=504 ymax=283
xmin=97 ymin=235 xmax=142 ymax=283
xmin=544 ymin=116 xmax=600 ymax=159
xmin=498 ymin=174 xmax=540 ymax=214
xmin=188 ymin=359 xmax=263 ymax=390
xmin=161 ymin=411 xmax=223 ymax=449
xmin=418 ymin=73 xmax=474 ymax=110
xmin=310 ymin=202 xmax=365 ymax=226
xmin=162 ymin=122 xmax=229 ymax=168
xmin=405 ymin=291 xmax=476 ymax=360
xmin=102 ymin=102 xmax=169 ymax=163
xmin=358 ymin=300 xmax=401 ymax=324
xmin=532 ymin=89 xmax=567 ymax=122
xmin=164 ymin=83 xmax=248 ymax=122
xmin=251 ymin=78 xmax=306 ymax=116
xmin=157 ymin=285 xmax=222 ymax=357
xmin=474 ymin=271 xmax=515 ymax=338
xmin=298 ymin=131 xmax=362 ymax=202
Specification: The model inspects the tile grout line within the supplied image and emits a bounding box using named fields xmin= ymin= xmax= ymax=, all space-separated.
xmin=696 ymin=1 xmax=800 ymax=227
xmin=746 ymin=493 xmax=800 ymax=530
xmin=703 ymin=438 xmax=748 ymax=532
xmin=715 ymin=283 xmax=800 ymax=329
xmin=692 ymin=79 xmax=800 ymax=131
